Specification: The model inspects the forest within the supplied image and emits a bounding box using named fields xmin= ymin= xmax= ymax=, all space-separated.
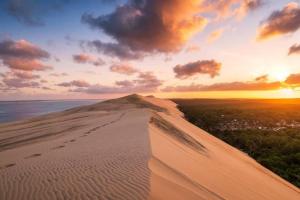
xmin=173 ymin=99 xmax=300 ymax=188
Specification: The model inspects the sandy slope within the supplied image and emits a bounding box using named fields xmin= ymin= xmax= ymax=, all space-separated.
xmin=0 ymin=94 xmax=299 ymax=200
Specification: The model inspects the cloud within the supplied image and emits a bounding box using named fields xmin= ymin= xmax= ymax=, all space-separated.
xmin=50 ymin=72 xmax=68 ymax=77
xmin=82 ymin=0 xmax=207 ymax=54
xmin=73 ymin=53 xmax=92 ymax=63
xmin=163 ymin=72 xmax=300 ymax=92
xmin=2 ymin=58 xmax=51 ymax=71
xmin=236 ymin=0 xmax=264 ymax=18
xmin=173 ymin=60 xmax=221 ymax=79
xmin=162 ymin=81 xmax=282 ymax=92
xmin=115 ymin=80 xmax=134 ymax=87
xmin=81 ymin=0 xmax=262 ymax=59
xmin=110 ymin=63 xmax=139 ymax=75
xmin=83 ymin=40 xmax=144 ymax=60
xmin=255 ymin=74 xmax=268 ymax=82
xmin=285 ymin=73 xmax=300 ymax=85
xmin=2 ymin=77 xmax=40 ymax=88
xmin=73 ymin=53 xmax=105 ymax=66
xmin=207 ymin=28 xmax=224 ymax=43
xmin=6 ymin=0 xmax=70 ymax=26
xmin=0 ymin=39 xmax=51 ymax=71
xmin=41 ymin=86 xmax=53 ymax=90
xmin=71 ymin=71 xmax=163 ymax=94
xmin=135 ymin=71 xmax=163 ymax=89
xmin=201 ymin=0 xmax=263 ymax=19
xmin=242 ymin=0 xmax=264 ymax=11
xmin=0 ymin=70 xmax=44 ymax=90
xmin=0 ymin=39 xmax=49 ymax=58
xmin=57 ymin=80 xmax=91 ymax=88
xmin=257 ymin=2 xmax=300 ymax=40
xmin=288 ymin=43 xmax=300 ymax=55
xmin=1 ymin=71 xmax=40 ymax=80
xmin=185 ymin=45 xmax=201 ymax=53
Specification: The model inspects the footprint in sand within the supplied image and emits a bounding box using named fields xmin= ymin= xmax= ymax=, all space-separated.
xmin=80 ymin=134 xmax=88 ymax=137
xmin=24 ymin=153 xmax=42 ymax=159
xmin=4 ymin=163 xmax=16 ymax=168
xmin=52 ymin=145 xmax=65 ymax=150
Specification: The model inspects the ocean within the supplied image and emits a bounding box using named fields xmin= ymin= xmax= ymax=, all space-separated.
xmin=0 ymin=100 xmax=100 ymax=123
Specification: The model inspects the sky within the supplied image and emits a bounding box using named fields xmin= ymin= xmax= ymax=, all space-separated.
xmin=0 ymin=0 xmax=300 ymax=100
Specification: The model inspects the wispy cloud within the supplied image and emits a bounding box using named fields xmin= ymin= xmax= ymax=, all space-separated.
xmin=162 ymin=81 xmax=281 ymax=92
xmin=69 ymin=71 xmax=163 ymax=94
xmin=6 ymin=0 xmax=71 ymax=26
xmin=82 ymin=40 xmax=144 ymax=60
xmin=207 ymin=28 xmax=224 ymax=43
xmin=57 ymin=80 xmax=91 ymax=88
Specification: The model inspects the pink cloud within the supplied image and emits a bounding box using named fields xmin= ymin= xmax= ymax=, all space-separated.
xmin=73 ymin=53 xmax=104 ymax=66
xmin=0 ymin=39 xmax=51 ymax=71
xmin=110 ymin=63 xmax=139 ymax=75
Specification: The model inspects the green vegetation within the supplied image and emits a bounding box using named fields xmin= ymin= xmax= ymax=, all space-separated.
xmin=173 ymin=99 xmax=300 ymax=188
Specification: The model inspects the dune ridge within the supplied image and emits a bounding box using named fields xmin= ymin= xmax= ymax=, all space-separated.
xmin=0 ymin=94 xmax=299 ymax=200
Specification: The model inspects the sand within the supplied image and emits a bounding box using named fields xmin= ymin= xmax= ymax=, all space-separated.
xmin=0 ymin=94 xmax=299 ymax=200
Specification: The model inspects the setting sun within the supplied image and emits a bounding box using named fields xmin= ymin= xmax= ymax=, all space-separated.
xmin=279 ymin=88 xmax=295 ymax=97
xmin=269 ymin=68 xmax=290 ymax=82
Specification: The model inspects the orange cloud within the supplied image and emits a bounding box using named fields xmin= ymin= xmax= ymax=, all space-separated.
xmin=82 ymin=0 xmax=263 ymax=59
xmin=201 ymin=0 xmax=263 ymax=19
xmin=236 ymin=0 xmax=264 ymax=18
xmin=285 ymin=73 xmax=300 ymax=85
xmin=82 ymin=0 xmax=207 ymax=53
xmin=207 ymin=29 xmax=224 ymax=43
xmin=162 ymin=81 xmax=281 ymax=92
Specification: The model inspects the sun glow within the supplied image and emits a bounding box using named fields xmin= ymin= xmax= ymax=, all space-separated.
xmin=279 ymin=88 xmax=295 ymax=98
xmin=269 ymin=68 xmax=290 ymax=82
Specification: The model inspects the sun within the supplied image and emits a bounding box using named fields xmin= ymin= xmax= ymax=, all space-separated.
xmin=279 ymin=88 xmax=295 ymax=98
xmin=269 ymin=68 xmax=289 ymax=82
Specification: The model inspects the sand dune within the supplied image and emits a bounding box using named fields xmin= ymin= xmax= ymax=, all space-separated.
xmin=0 ymin=94 xmax=299 ymax=200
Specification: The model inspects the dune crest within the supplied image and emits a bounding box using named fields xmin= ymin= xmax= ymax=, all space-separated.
xmin=0 ymin=94 xmax=299 ymax=200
